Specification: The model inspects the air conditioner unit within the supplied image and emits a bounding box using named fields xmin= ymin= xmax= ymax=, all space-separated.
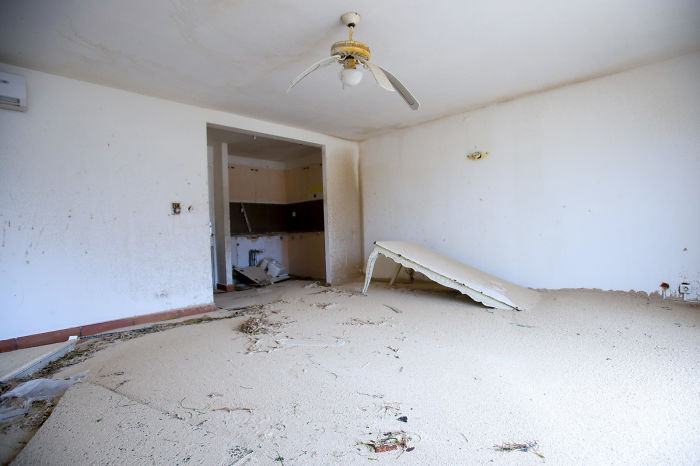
xmin=0 ymin=71 xmax=27 ymax=112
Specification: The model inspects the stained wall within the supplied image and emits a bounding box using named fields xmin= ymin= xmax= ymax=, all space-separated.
xmin=360 ymin=53 xmax=700 ymax=298
xmin=0 ymin=63 xmax=361 ymax=340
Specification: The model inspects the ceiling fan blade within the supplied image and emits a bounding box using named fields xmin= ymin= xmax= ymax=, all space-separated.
xmin=286 ymin=55 xmax=341 ymax=93
xmin=377 ymin=66 xmax=420 ymax=110
xmin=360 ymin=60 xmax=394 ymax=92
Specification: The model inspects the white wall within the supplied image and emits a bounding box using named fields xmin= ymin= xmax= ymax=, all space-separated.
xmin=360 ymin=53 xmax=700 ymax=298
xmin=0 ymin=63 xmax=361 ymax=340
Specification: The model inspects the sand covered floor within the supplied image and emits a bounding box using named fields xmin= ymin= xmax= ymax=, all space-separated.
xmin=9 ymin=280 xmax=700 ymax=464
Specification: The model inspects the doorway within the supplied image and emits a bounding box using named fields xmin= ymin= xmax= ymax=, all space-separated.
xmin=206 ymin=125 xmax=327 ymax=291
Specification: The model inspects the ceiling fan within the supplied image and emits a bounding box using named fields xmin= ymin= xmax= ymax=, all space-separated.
xmin=286 ymin=12 xmax=419 ymax=110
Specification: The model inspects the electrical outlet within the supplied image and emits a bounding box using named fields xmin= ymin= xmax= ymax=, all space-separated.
xmin=679 ymin=283 xmax=690 ymax=294
xmin=171 ymin=202 xmax=181 ymax=215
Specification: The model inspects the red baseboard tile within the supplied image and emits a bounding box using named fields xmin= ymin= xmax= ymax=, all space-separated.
xmin=133 ymin=310 xmax=179 ymax=325
xmin=1 ymin=302 xmax=216 ymax=353
xmin=80 ymin=318 xmax=136 ymax=337
xmin=17 ymin=327 xmax=81 ymax=350
xmin=216 ymin=283 xmax=236 ymax=292
xmin=178 ymin=303 xmax=217 ymax=317
xmin=0 ymin=338 xmax=18 ymax=352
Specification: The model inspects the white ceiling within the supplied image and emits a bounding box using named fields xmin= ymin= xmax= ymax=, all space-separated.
xmin=2 ymin=1 xmax=699 ymax=140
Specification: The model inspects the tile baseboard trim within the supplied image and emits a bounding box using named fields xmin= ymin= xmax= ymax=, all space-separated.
xmin=1 ymin=303 xmax=217 ymax=353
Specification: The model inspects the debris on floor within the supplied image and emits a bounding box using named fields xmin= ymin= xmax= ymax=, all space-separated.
xmin=0 ymin=373 xmax=87 ymax=462
xmin=312 ymin=302 xmax=336 ymax=310
xmin=380 ymin=402 xmax=402 ymax=417
xmin=4 ymin=280 xmax=697 ymax=464
xmin=244 ymin=337 xmax=281 ymax=354
xmin=305 ymin=281 xmax=358 ymax=297
xmin=234 ymin=266 xmax=272 ymax=286
xmin=343 ymin=317 xmax=387 ymax=326
xmin=362 ymin=240 xmax=539 ymax=311
xmin=494 ymin=440 xmax=545 ymax=458
xmin=235 ymin=258 xmax=290 ymax=287
xmin=360 ymin=431 xmax=415 ymax=454
xmin=511 ymin=322 xmax=537 ymax=328
xmin=0 ymin=373 xmax=86 ymax=423
xmin=383 ymin=304 xmax=403 ymax=314
xmin=239 ymin=316 xmax=275 ymax=334
xmin=227 ymin=446 xmax=253 ymax=463
xmin=213 ymin=407 xmax=253 ymax=414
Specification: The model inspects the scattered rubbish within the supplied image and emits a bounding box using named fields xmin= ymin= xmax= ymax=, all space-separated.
xmin=312 ymin=302 xmax=336 ymax=310
xmin=383 ymin=304 xmax=403 ymax=314
xmin=244 ymin=337 xmax=281 ymax=354
xmin=374 ymin=444 xmax=397 ymax=453
xmin=114 ymin=379 xmax=130 ymax=389
xmin=235 ymin=258 xmax=290 ymax=288
xmin=381 ymin=402 xmax=402 ymax=416
xmin=259 ymin=257 xmax=290 ymax=282
xmin=361 ymin=431 xmax=415 ymax=454
xmin=357 ymin=392 xmax=384 ymax=399
xmin=510 ymin=322 xmax=537 ymax=328
xmin=344 ymin=318 xmax=386 ymax=326
xmin=386 ymin=346 xmax=399 ymax=353
xmin=278 ymin=338 xmax=345 ymax=347
xmin=207 ymin=392 xmax=223 ymax=398
xmin=240 ymin=316 xmax=276 ymax=335
xmin=178 ymin=398 xmax=208 ymax=416
xmin=493 ymin=441 xmax=544 ymax=459
xmin=234 ymin=266 xmax=271 ymax=286
xmin=227 ymin=446 xmax=253 ymax=463
xmin=397 ymin=416 xmax=408 ymax=422
xmin=1 ymin=373 xmax=86 ymax=402
xmin=0 ymin=404 xmax=25 ymax=424
xmin=363 ymin=241 xmax=539 ymax=311
xmin=306 ymin=282 xmax=357 ymax=297
xmin=4 ymin=307 xmax=267 ymax=386
xmin=266 ymin=260 xmax=287 ymax=278
xmin=214 ymin=407 xmax=253 ymax=413
xmin=0 ymin=373 xmax=86 ymax=422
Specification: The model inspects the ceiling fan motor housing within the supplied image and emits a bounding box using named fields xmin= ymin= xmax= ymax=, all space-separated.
xmin=331 ymin=40 xmax=370 ymax=62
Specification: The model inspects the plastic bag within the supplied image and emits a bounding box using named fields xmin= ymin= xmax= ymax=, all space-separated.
xmin=1 ymin=373 xmax=86 ymax=401
xmin=0 ymin=372 xmax=86 ymax=423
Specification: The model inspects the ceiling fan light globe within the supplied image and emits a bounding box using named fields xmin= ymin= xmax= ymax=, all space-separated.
xmin=340 ymin=67 xmax=363 ymax=87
